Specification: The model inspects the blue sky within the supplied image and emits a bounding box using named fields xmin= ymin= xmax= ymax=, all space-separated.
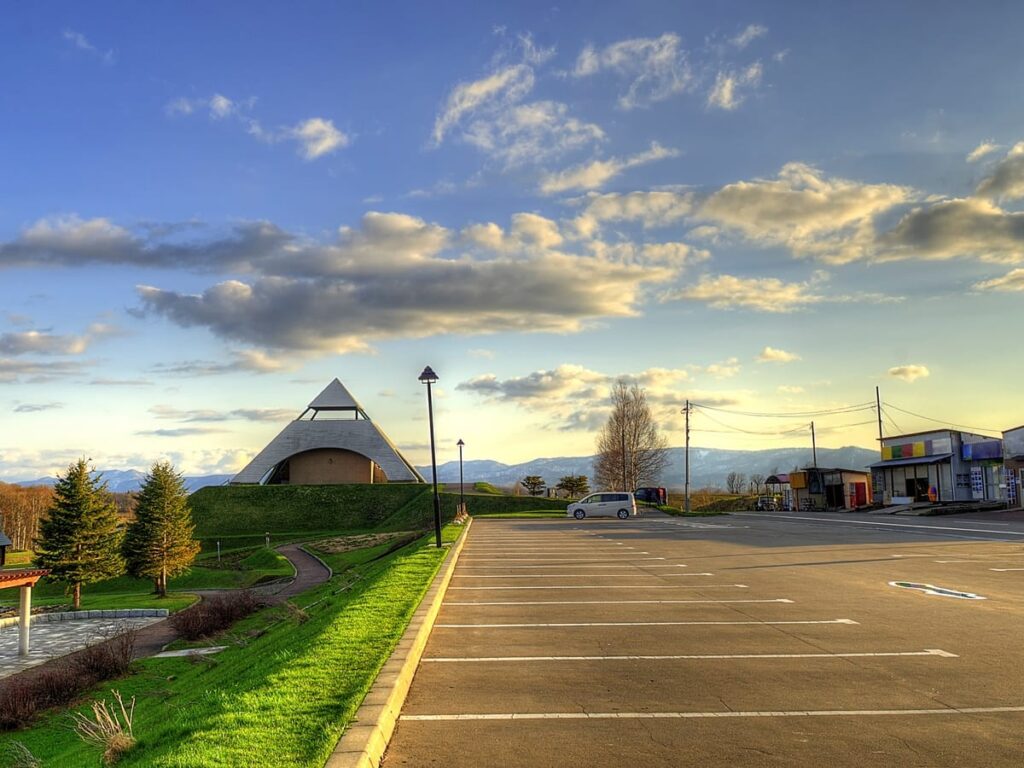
xmin=2 ymin=1 xmax=1024 ymax=478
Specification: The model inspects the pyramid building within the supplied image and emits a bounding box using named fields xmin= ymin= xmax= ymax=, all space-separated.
xmin=231 ymin=379 xmax=425 ymax=485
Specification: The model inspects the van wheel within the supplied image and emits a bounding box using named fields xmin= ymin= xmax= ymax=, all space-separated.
xmin=573 ymin=509 xmax=585 ymax=520
xmin=617 ymin=509 xmax=630 ymax=520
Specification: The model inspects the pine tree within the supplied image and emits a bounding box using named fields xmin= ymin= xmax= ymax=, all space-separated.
xmin=123 ymin=461 xmax=200 ymax=597
xmin=36 ymin=459 xmax=125 ymax=609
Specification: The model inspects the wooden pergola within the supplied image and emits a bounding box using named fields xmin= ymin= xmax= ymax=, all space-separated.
xmin=1 ymin=569 xmax=49 ymax=657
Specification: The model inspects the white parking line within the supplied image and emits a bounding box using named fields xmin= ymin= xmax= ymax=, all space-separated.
xmin=435 ymin=619 xmax=858 ymax=628
xmin=734 ymin=513 xmax=1024 ymax=539
xmin=402 ymin=705 xmax=1024 ymax=722
xmin=457 ymin=564 xmax=689 ymax=570
xmin=449 ymin=584 xmax=749 ymax=590
xmin=460 ymin=561 xmax=667 ymax=565
xmin=452 ymin=573 xmax=710 ymax=579
xmin=445 ymin=598 xmax=794 ymax=606
xmin=423 ymin=649 xmax=956 ymax=663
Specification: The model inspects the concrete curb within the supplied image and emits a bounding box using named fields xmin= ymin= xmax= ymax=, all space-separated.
xmin=0 ymin=608 xmax=168 ymax=629
xmin=299 ymin=544 xmax=335 ymax=580
xmin=324 ymin=519 xmax=473 ymax=768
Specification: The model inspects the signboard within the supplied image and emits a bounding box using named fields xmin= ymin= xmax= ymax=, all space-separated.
xmin=971 ymin=466 xmax=984 ymax=499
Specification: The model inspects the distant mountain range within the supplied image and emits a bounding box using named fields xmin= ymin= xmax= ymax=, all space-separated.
xmin=7 ymin=444 xmax=879 ymax=493
xmin=416 ymin=445 xmax=879 ymax=489
xmin=10 ymin=469 xmax=233 ymax=494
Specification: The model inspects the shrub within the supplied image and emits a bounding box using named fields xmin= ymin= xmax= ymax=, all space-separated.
xmin=75 ymin=626 xmax=137 ymax=680
xmin=0 ymin=678 xmax=38 ymax=730
xmin=0 ymin=626 xmax=138 ymax=731
xmin=3 ymin=741 xmax=41 ymax=768
xmin=170 ymin=590 xmax=263 ymax=641
xmin=72 ymin=690 xmax=136 ymax=765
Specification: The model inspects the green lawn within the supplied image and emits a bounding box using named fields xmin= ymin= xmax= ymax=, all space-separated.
xmin=0 ymin=547 xmax=292 ymax=613
xmin=0 ymin=525 xmax=463 ymax=767
xmin=471 ymin=510 xmax=569 ymax=519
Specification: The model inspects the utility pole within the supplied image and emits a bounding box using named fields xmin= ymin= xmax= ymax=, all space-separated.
xmin=875 ymin=385 xmax=884 ymax=457
xmin=684 ymin=400 xmax=691 ymax=514
xmin=620 ymin=426 xmax=628 ymax=492
xmin=811 ymin=421 xmax=818 ymax=468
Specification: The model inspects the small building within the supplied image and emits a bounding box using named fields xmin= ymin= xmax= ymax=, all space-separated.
xmin=232 ymin=379 xmax=424 ymax=485
xmin=870 ymin=429 xmax=1003 ymax=505
xmin=1004 ymin=425 xmax=1024 ymax=509
xmin=765 ymin=473 xmax=793 ymax=510
xmin=787 ymin=467 xmax=871 ymax=511
xmin=0 ymin=530 xmax=10 ymax=568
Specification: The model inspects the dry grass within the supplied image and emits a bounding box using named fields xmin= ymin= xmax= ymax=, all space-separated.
xmin=71 ymin=690 xmax=135 ymax=765
xmin=309 ymin=531 xmax=412 ymax=554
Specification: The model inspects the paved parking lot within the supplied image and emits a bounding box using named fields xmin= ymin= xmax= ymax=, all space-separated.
xmin=384 ymin=509 xmax=1024 ymax=767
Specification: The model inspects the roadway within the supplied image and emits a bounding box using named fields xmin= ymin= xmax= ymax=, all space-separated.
xmin=383 ymin=508 xmax=1024 ymax=767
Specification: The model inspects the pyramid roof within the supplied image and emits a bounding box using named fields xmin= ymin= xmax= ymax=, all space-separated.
xmin=308 ymin=378 xmax=362 ymax=411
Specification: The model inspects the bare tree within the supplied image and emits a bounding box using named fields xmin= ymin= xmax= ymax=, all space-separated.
xmin=594 ymin=380 xmax=669 ymax=491
xmin=749 ymin=473 xmax=765 ymax=495
xmin=726 ymin=471 xmax=747 ymax=494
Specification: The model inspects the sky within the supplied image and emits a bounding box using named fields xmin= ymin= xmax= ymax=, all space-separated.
xmin=2 ymin=1 xmax=1024 ymax=479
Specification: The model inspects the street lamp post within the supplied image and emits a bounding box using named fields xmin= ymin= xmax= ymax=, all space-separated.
xmin=419 ymin=366 xmax=442 ymax=548
xmin=457 ymin=439 xmax=465 ymax=516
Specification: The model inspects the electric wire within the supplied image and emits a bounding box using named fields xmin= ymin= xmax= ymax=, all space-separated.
xmin=884 ymin=402 xmax=1000 ymax=435
xmin=692 ymin=402 xmax=875 ymax=419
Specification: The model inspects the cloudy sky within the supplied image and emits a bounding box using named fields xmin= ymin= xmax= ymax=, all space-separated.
xmin=2 ymin=2 xmax=1023 ymax=479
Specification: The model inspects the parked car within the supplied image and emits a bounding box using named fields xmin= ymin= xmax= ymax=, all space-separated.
xmin=567 ymin=492 xmax=637 ymax=520
xmin=754 ymin=495 xmax=779 ymax=511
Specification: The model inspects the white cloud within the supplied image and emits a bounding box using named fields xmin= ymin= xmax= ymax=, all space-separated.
xmin=572 ymin=33 xmax=694 ymax=109
xmin=432 ymin=64 xmax=535 ymax=145
xmin=973 ymin=268 xmax=1024 ymax=292
xmin=62 ymin=29 xmax=114 ymax=64
xmin=705 ymin=357 xmax=741 ymax=378
xmin=731 ymin=24 xmax=768 ymax=49
xmin=462 ymin=100 xmax=604 ymax=168
xmin=757 ymin=346 xmax=801 ymax=363
xmin=698 ymin=163 xmax=915 ymax=263
xmin=668 ymin=273 xmax=828 ymax=313
xmin=165 ymin=93 xmax=347 ymax=161
xmin=706 ymin=62 xmax=763 ymax=111
xmin=539 ymin=143 xmax=679 ymax=195
xmin=209 ymin=93 xmax=236 ymax=119
xmin=457 ymin=364 xmax=700 ymax=431
xmin=777 ymin=385 xmax=805 ymax=395
xmin=0 ymin=323 xmax=118 ymax=356
xmin=975 ymin=141 xmax=1024 ymax=201
xmin=877 ymin=197 xmax=1024 ymax=265
xmin=571 ymin=190 xmax=695 ymax=236
xmin=967 ymin=141 xmax=1001 ymax=163
xmin=888 ymin=364 xmax=930 ymax=383
xmin=290 ymin=118 xmax=349 ymax=159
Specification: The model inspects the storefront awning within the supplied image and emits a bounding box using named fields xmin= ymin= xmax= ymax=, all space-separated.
xmin=869 ymin=453 xmax=952 ymax=469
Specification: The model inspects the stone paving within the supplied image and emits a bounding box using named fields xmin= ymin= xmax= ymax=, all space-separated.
xmin=0 ymin=617 xmax=162 ymax=679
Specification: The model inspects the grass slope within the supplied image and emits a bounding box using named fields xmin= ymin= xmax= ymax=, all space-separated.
xmin=0 ymin=527 xmax=461 ymax=767
xmin=188 ymin=484 xmax=427 ymax=537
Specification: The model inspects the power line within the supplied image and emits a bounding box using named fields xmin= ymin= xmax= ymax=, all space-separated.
xmin=693 ymin=402 xmax=875 ymax=419
xmin=884 ymin=402 xmax=1001 ymax=435
xmin=695 ymin=409 xmax=811 ymax=436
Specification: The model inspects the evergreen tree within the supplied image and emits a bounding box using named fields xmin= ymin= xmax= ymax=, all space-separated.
xmin=36 ymin=459 xmax=125 ymax=609
xmin=520 ymin=475 xmax=547 ymax=496
xmin=123 ymin=461 xmax=200 ymax=597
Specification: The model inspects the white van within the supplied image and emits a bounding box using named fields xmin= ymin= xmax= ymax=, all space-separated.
xmin=566 ymin=492 xmax=637 ymax=520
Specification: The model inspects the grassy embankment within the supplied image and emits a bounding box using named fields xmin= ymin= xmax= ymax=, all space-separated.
xmin=0 ymin=524 xmax=463 ymax=767
xmin=1 ymin=483 xmax=563 ymax=613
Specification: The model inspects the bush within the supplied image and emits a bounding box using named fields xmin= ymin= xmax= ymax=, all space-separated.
xmin=75 ymin=627 xmax=137 ymax=681
xmin=0 ymin=626 xmax=138 ymax=731
xmin=171 ymin=590 xmax=263 ymax=641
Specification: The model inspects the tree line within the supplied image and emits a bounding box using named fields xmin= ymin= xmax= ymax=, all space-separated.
xmin=28 ymin=459 xmax=200 ymax=609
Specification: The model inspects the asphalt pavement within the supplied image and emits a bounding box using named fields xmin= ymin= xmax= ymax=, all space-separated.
xmin=383 ymin=508 xmax=1024 ymax=767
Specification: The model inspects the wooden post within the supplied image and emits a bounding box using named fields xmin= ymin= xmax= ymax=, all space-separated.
xmin=19 ymin=584 xmax=31 ymax=657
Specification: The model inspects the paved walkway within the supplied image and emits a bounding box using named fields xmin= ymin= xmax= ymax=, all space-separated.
xmin=0 ymin=617 xmax=162 ymax=679
xmin=0 ymin=543 xmax=333 ymax=683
